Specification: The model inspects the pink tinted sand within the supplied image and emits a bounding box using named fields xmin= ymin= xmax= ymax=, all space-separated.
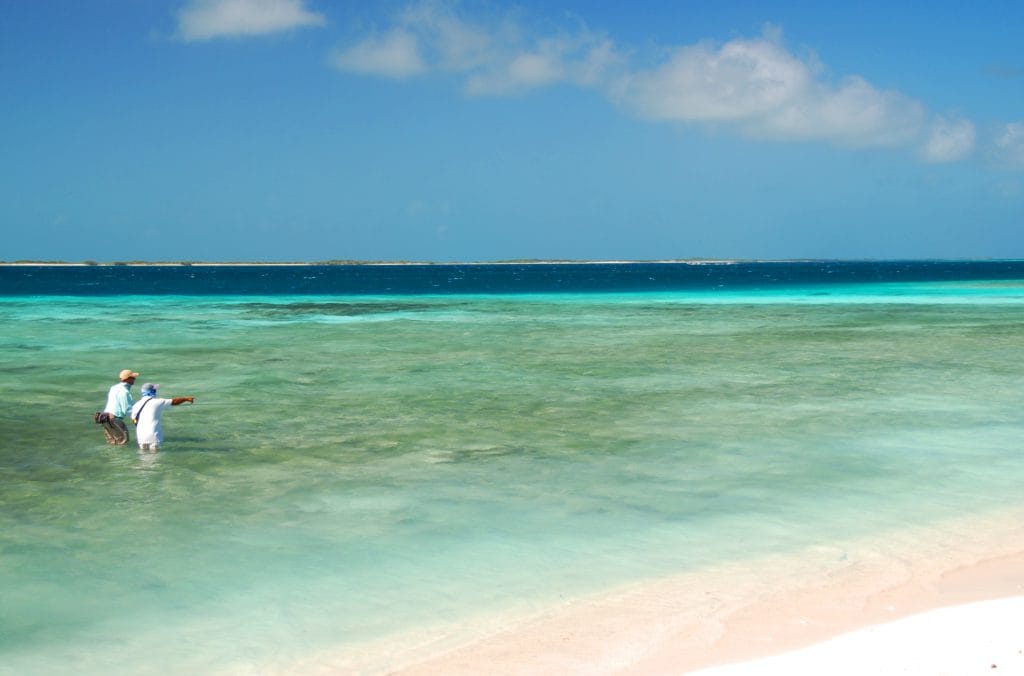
xmin=286 ymin=510 xmax=1024 ymax=675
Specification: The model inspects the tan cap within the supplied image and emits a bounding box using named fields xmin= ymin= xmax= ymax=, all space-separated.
xmin=119 ymin=369 xmax=140 ymax=381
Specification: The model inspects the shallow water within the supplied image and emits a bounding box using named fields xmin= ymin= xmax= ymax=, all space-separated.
xmin=1 ymin=280 xmax=1023 ymax=673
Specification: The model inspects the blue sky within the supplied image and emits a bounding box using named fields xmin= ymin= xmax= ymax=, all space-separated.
xmin=2 ymin=0 xmax=1023 ymax=262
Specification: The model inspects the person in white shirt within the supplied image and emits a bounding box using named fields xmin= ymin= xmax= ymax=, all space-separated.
xmin=100 ymin=369 xmax=138 ymax=444
xmin=130 ymin=383 xmax=194 ymax=452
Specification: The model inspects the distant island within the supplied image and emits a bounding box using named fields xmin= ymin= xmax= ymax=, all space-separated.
xmin=0 ymin=258 xmax=743 ymax=266
xmin=2 ymin=258 xmax=1012 ymax=267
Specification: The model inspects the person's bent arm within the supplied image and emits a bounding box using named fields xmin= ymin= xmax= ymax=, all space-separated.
xmin=171 ymin=397 xmax=194 ymax=406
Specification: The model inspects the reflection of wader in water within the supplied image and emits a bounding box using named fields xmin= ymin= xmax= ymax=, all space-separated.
xmin=95 ymin=412 xmax=129 ymax=445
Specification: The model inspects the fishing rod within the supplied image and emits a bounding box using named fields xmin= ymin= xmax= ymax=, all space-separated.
xmin=179 ymin=401 xmax=259 ymax=407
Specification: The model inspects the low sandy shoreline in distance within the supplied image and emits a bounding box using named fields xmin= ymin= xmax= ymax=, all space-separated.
xmin=5 ymin=258 xmax=1013 ymax=267
xmin=0 ymin=259 xmax=740 ymax=266
xmin=284 ymin=510 xmax=1024 ymax=675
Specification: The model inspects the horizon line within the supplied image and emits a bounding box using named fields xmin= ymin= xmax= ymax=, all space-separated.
xmin=2 ymin=257 xmax=1020 ymax=267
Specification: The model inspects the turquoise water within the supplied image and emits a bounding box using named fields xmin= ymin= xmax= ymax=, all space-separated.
xmin=2 ymin=281 xmax=1024 ymax=673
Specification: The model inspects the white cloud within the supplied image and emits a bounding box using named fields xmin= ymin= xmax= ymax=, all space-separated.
xmin=330 ymin=2 xmax=620 ymax=96
xmin=468 ymin=50 xmax=565 ymax=95
xmin=616 ymin=38 xmax=812 ymax=122
xmin=330 ymin=29 xmax=426 ymax=79
xmin=614 ymin=34 xmax=926 ymax=148
xmin=329 ymin=0 xmax=494 ymax=81
xmin=327 ymin=5 xmax=988 ymax=163
xmin=756 ymin=76 xmax=925 ymax=146
xmin=177 ymin=0 xmax=325 ymax=41
xmin=464 ymin=36 xmax=618 ymax=97
xmin=396 ymin=1 xmax=496 ymax=73
xmin=921 ymin=117 xmax=977 ymax=163
xmin=993 ymin=122 xmax=1024 ymax=168
xmin=332 ymin=2 xmax=499 ymax=80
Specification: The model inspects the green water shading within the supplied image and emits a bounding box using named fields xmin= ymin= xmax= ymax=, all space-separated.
xmin=1 ymin=285 xmax=1023 ymax=673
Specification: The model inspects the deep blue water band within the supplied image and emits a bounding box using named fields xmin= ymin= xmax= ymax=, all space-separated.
xmin=2 ymin=260 xmax=1023 ymax=296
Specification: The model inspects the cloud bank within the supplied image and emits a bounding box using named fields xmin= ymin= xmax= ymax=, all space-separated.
xmin=330 ymin=5 xmax=945 ymax=156
xmin=184 ymin=1 xmax=1017 ymax=167
xmin=177 ymin=0 xmax=325 ymax=41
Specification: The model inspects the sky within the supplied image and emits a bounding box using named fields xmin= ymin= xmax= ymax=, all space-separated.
xmin=2 ymin=0 xmax=1023 ymax=262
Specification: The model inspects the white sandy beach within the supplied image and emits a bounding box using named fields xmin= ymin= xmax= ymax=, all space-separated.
xmin=689 ymin=596 xmax=1024 ymax=676
xmin=283 ymin=511 xmax=1024 ymax=676
xmin=383 ymin=556 xmax=1024 ymax=676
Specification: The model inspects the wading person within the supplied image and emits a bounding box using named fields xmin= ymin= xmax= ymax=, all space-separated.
xmin=99 ymin=369 xmax=138 ymax=444
xmin=131 ymin=383 xmax=194 ymax=452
